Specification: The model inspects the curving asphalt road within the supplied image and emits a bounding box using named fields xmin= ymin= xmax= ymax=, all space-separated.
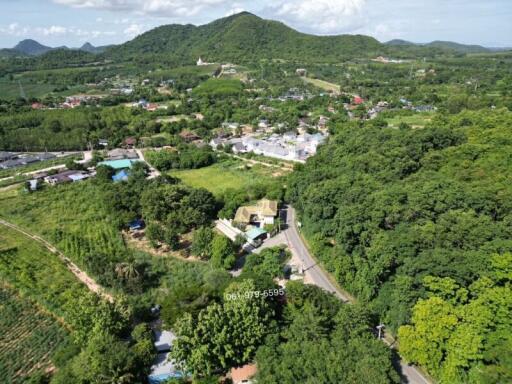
xmin=277 ymin=205 xmax=431 ymax=384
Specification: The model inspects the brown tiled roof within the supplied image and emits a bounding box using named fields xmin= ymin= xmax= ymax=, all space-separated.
xmin=230 ymin=363 xmax=257 ymax=382
xmin=233 ymin=199 xmax=278 ymax=224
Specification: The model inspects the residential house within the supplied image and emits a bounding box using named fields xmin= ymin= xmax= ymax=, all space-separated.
xmin=179 ymin=130 xmax=200 ymax=143
xmin=44 ymin=170 xmax=90 ymax=185
xmin=107 ymin=148 xmax=139 ymax=161
xmin=123 ymin=137 xmax=137 ymax=148
xmin=230 ymin=364 xmax=257 ymax=384
xmin=209 ymin=138 xmax=223 ymax=150
xmin=98 ymin=159 xmax=140 ymax=170
xmin=234 ymin=199 xmax=278 ymax=228
xmin=148 ymin=329 xmax=183 ymax=384
xmin=353 ymin=96 xmax=364 ymax=105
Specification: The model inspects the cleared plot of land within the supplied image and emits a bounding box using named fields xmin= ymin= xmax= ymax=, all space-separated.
xmin=0 ymin=81 xmax=57 ymax=100
xmin=0 ymin=285 xmax=69 ymax=383
xmin=170 ymin=159 xmax=278 ymax=196
xmin=301 ymin=77 xmax=341 ymax=93
xmin=386 ymin=112 xmax=434 ymax=128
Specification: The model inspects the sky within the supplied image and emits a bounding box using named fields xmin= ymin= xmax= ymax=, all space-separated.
xmin=0 ymin=0 xmax=511 ymax=48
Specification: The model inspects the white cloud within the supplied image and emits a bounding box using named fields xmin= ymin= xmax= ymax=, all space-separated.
xmin=0 ymin=23 xmax=30 ymax=36
xmin=123 ymin=23 xmax=146 ymax=37
xmin=266 ymin=0 xmax=367 ymax=34
xmin=0 ymin=22 xmax=117 ymax=42
xmin=38 ymin=25 xmax=68 ymax=36
xmin=54 ymin=0 xmax=234 ymax=17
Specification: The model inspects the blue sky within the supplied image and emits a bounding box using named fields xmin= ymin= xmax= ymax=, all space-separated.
xmin=0 ymin=0 xmax=510 ymax=48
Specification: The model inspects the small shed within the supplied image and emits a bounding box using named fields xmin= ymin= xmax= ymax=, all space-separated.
xmin=129 ymin=219 xmax=145 ymax=231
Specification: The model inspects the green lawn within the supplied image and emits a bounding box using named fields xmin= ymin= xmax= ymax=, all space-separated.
xmin=170 ymin=159 xmax=277 ymax=196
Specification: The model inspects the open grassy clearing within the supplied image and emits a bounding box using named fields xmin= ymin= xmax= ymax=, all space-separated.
xmin=170 ymin=158 xmax=279 ymax=196
xmin=301 ymin=76 xmax=341 ymax=93
xmin=0 ymin=225 xmax=88 ymax=317
xmin=0 ymin=284 xmax=69 ymax=383
xmin=0 ymin=181 xmax=212 ymax=295
xmin=0 ymin=81 xmax=57 ymax=100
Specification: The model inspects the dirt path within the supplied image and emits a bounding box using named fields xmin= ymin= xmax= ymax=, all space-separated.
xmin=0 ymin=218 xmax=113 ymax=303
xmin=223 ymin=153 xmax=294 ymax=172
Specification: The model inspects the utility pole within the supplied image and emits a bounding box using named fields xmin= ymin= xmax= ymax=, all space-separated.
xmin=376 ymin=324 xmax=385 ymax=339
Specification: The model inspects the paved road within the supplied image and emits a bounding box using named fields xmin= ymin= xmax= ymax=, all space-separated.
xmin=282 ymin=206 xmax=350 ymax=302
xmin=264 ymin=205 xmax=431 ymax=384
xmin=136 ymin=148 xmax=161 ymax=179
xmin=0 ymin=218 xmax=113 ymax=303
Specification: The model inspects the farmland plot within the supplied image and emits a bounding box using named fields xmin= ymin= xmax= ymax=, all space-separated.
xmin=0 ymin=285 xmax=69 ymax=383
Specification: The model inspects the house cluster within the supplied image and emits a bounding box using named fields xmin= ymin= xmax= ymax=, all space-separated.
xmin=98 ymin=148 xmax=142 ymax=182
xmin=372 ymin=56 xmax=408 ymax=64
xmin=400 ymin=98 xmax=437 ymax=112
xmin=368 ymin=101 xmax=390 ymax=119
xmin=275 ymin=87 xmax=313 ymax=102
xmin=110 ymin=86 xmax=134 ymax=95
xmin=44 ymin=169 xmax=91 ymax=186
xmin=62 ymin=94 xmax=104 ymax=109
xmin=212 ymin=130 xmax=327 ymax=162
xmin=30 ymin=94 xmax=105 ymax=110
xmin=131 ymin=99 xmax=169 ymax=112
xmin=0 ymin=152 xmax=57 ymax=170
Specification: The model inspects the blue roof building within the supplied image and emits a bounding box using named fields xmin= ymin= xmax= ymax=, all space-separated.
xmin=112 ymin=169 xmax=130 ymax=182
xmin=98 ymin=159 xmax=139 ymax=170
xmin=246 ymin=227 xmax=268 ymax=241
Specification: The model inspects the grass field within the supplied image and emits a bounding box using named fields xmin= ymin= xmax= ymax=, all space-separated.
xmin=170 ymin=158 xmax=278 ymax=196
xmin=0 ymin=284 xmax=69 ymax=383
xmin=0 ymin=81 xmax=57 ymax=100
xmin=302 ymin=77 xmax=341 ymax=93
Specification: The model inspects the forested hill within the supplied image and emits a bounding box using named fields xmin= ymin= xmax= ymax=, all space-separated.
xmin=287 ymin=109 xmax=512 ymax=382
xmin=104 ymin=12 xmax=385 ymax=64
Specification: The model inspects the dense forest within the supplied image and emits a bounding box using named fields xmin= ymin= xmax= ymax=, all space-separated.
xmin=287 ymin=109 xmax=512 ymax=382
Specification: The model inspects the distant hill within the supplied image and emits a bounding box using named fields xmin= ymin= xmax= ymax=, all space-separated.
xmin=105 ymin=12 xmax=383 ymax=63
xmin=8 ymin=39 xmax=113 ymax=56
xmin=385 ymin=39 xmax=490 ymax=53
xmin=13 ymin=39 xmax=53 ymax=56
xmin=426 ymin=40 xmax=490 ymax=53
xmin=386 ymin=39 xmax=415 ymax=46
xmin=79 ymin=42 xmax=112 ymax=54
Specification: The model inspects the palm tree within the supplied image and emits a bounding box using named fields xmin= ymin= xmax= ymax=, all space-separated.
xmin=115 ymin=262 xmax=139 ymax=281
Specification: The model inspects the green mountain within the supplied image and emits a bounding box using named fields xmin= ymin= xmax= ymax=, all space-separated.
xmin=426 ymin=40 xmax=490 ymax=53
xmin=79 ymin=42 xmax=113 ymax=54
xmin=106 ymin=12 xmax=384 ymax=63
xmin=13 ymin=39 xmax=53 ymax=56
xmin=385 ymin=39 xmax=490 ymax=53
